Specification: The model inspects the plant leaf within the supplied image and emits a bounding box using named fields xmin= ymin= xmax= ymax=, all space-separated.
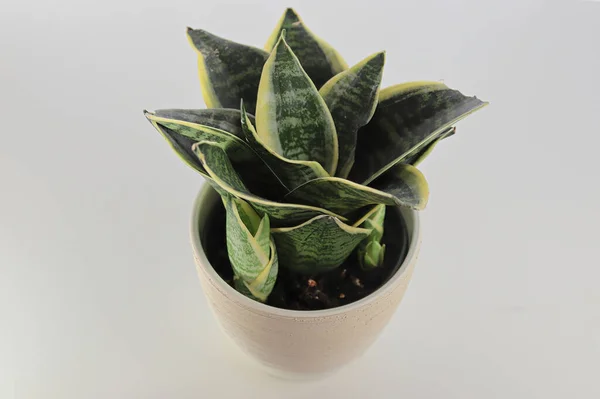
xmin=349 ymin=82 xmax=488 ymax=184
xmin=359 ymin=241 xmax=386 ymax=270
xmin=271 ymin=215 xmax=370 ymax=273
xmin=153 ymin=108 xmax=251 ymax=140
xmin=319 ymin=51 xmax=385 ymax=179
xmin=224 ymin=196 xmax=278 ymax=301
xmin=265 ymin=8 xmax=347 ymax=88
xmin=187 ymin=28 xmax=268 ymax=114
xmin=404 ymin=126 xmax=455 ymax=166
xmin=256 ymin=32 xmax=339 ymax=175
xmin=145 ymin=111 xmax=246 ymax=148
xmin=193 ymin=141 xmax=347 ymax=226
xmin=353 ymin=204 xmax=386 ymax=270
xmin=144 ymin=115 xmax=209 ymax=177
xmin=146 ymin=112 xmax=286 ymax=199
xmin=285 ymin=164 xmax=429 ymax=215
xmin=240 ymin=103 xmax=329 ymax=191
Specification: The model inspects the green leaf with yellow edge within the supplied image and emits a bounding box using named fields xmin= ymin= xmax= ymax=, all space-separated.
xmin=353 ymin=204 xmax=386 ymax=270
xmin=186 ymin=28 xmax=268 ymax=114
xmin=240 ymin=103 xmax=329 ymax=192
xmin=404 ymin=127 xmax=456 ymax=166
xmin=144 ymin=114 xmax=209 ymax=177
xmin=224 ymin=195 xmax=278 ymax=302
xmin=153 ymin=108 xmax=251 ymax=141
xmin=349 ymin=81 xmax=488 ymax=184
xmin=146 ymin=111 xmax=286 ymax=199
xmin=193 ymin=141 xmax=347 ymax=226
xmin=319 ymin=51 xmax=385 ymax=179
xmin=257 ymin=32 xmax=339 ymax=175
xmin=271 ymin=215 xmax=371 ymax=273
xmin=265 ymin=8 xmax=347 ymax=88
xmin=285 ymin=163 xmax=429 ymax=215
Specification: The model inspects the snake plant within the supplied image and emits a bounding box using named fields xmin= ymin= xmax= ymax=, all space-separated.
xmin=144 ymin=8 xmax=488 ymax=302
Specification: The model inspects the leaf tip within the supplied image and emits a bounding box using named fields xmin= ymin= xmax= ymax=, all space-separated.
xmin=283 ymin=7 xmax=301 ymax=23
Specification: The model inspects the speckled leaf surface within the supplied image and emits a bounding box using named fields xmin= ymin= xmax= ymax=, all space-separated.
xmin=265 ymin=8 xmax=347 ymax=88
xmin=349 ymin=82 xmax=488 ymax=184
xmin=320 ymin=51 xmax=385 ymax=178
xmin=187 ymin=28 xmax=268 ymax=114
xmin=285 ymin=164 xmax=429 ymax=215
xmin=257 ymin=33 xmax=339 ymax=175
xmin=271 ymin=215 xmax=370 ymax=273
xmin=193 ymin=141 xmax=346 ymax=226
xmin=241 ymin=104 xmax=328 ymax=191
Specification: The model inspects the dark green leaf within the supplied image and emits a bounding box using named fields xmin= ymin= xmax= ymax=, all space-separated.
xmin=265 ymin=8 xmax=347 ymax=88
xmin=193 ymin=141 xmax=347 ymax=226
xmin=285 ymin=163 xmax=429 ymax=215
xmin=187 ymin=28 xmax=268 ymax=114
xmin=403 ymin=127 xmax=455 ymax=166
xmin=320 ymin=51 xmax=385 ymax=178
xmin=349 ymin=82 xmax=488 ymax=184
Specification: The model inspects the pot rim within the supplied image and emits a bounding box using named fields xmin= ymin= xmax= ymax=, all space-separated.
xmin=190 ymin=183 xmax=421 ymax=319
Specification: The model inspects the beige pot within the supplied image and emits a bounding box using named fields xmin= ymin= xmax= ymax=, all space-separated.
xmin=190 ymin=184 xmax=421 ymax=379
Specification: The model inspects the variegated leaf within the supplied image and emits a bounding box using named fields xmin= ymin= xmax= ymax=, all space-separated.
xmin=224 ymin=196 xmax=278 ymax=302
xmin=265 ymin=8 xmax=347 ymax=88
xmin=193 ymin=141 xmax=347 ymax=226
xmin=319 ymin=51 xmax=385 ymax=179
xmin=153 ymin=108 xmax=251 ymax=140
xmin=146 ymin=111 xmax=286 ymax=199
xmin=240 ymin=103 xmax=329 ymax=192
xmin=354 ymin=204 xmax=386 ymax=270
xmin=404 ymin=127 xmax=456 ymax=166
xmin=285 ymin=163 xmax=429 ymax=215
xmin=271 ymin=215 xmax=370 ymax=273
xmin=144 ymin=114 xmax=208 ymax=177
xmin=349 ymin=82 xmax=488 ymax=184
xmin=146 ymin=111 xmax=245 ymax=149
xmin=256 ymin=32 xmax=339 ymax=175
xmin=187 ymin=28 xmax=268 ymax=114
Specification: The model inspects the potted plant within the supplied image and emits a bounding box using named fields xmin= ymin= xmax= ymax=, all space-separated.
xmin=144 ymin=8 xmax=487 ymax=378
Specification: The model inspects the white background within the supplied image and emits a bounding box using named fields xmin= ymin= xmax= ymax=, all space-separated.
xmin=1 ymin=0 xmax=599 ymax=398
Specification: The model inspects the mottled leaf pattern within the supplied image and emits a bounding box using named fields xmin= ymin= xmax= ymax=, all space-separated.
xmin=271 ymin=215 xmax=370 ymax=273
xmin=187 ymin=28 xmax=268 ymax=114
xmin=350 ymin=81 xmax=488 ymax=184
xmin=154 ymin=108 xmax=251 ymax=140
xmin=146 ymin=112 xmax=287 ymax=199
xmin=144 ymin=13 xmax=489 ymax=301
xmin=193 ymin=141 xmax=346 ymax=226
xmin=224 ymin=196 xmax=278 ymax=301
xmin=241 ymin=103 xmax=328 ymax=191
xmin=320 ymin=51 xmax=385 ymax=178
xmin=285 ymin=164 xmax=429 ymax=215
xmin=257 ymin=33 xmax=339 ymax=175
xmin=265 ymin=8 xmax=347 ymax=88
xmin=354 ymin=204 xmax=386 ymax=270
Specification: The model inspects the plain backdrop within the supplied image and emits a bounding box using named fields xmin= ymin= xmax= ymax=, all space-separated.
xmin=1 ymin=0 xmax=599 ymax=398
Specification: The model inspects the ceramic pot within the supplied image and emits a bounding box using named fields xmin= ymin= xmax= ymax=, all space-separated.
xmin=190 ymin=184 xmax=421 ymax=379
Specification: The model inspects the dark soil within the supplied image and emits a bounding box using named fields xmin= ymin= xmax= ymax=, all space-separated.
xmin=202 ymin=202 xmax=409 ymax=311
